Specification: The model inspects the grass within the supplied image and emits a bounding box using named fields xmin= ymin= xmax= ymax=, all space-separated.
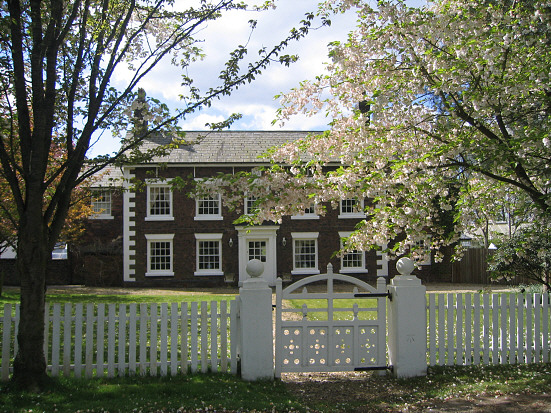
xmin=0 ymin=289 xmax=236 ymax=306
xmin=0 ymin=373 xmax=303 ymax=413
xmin=0 ymin=363 xmax=549 ymax=412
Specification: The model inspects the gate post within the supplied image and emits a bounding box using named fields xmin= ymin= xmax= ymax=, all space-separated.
xmin=387 ymin=257 xmax=427 ymax=378
xmin=238 ymin=259 xmax=274 ymax=381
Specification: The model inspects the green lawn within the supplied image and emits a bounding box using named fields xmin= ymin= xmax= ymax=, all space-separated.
xmin=0 ymin=363 xmax=550 ymax=412
xmin=0 ymin=289 xmax=236 ymax=306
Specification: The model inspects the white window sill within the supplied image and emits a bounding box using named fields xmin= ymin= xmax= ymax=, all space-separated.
xmin=145 ymin=271 xmax=174 ymax=277
xmin=194 ymin=271 xmax=224 ymax=276
xmin=145 ymin=216 xmax=174 ymax=221
xmin=194 ymin=216 xmax=223 ymax=221
xmin=291 ymin=269 xmax=320 ymax=276
xmin=90 ymin=215 xmax=114 ymax=220
xmin=291 ymin=215 xmax=320 ymax=220
xmin=338 ymin=213 xmax=366 ymax=219
xmin=339 ymin=269 xmax=368 ymax=274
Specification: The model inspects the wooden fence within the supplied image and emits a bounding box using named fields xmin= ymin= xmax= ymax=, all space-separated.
xmin=451 ymin=248 xmax=532 ymax=285
xmin=1 ymin=301 xmax=239 ymax=381
xmin=427 ymin=293 xmax=551 ymax=366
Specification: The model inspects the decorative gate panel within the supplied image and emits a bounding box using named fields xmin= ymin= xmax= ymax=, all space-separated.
xmin=275 ymin=264 xmax=389 ymax=377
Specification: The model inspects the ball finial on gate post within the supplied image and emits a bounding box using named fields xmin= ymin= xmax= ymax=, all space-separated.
xmin=246 ymin=258 xmax=264 ymax=278
xmin=396 ymin=257 xmax=414 ymax=276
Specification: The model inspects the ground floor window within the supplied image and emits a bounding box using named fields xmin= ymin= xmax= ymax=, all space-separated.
xmin=339 ymin=231 xmax=366 ymax=273
xmin=291 ymin=232 xmax=319 ymax=275
xmin=195 ymin=233 xmax=224 ymax=276
xmin=145 ymin=234 xmax=174 ymax=276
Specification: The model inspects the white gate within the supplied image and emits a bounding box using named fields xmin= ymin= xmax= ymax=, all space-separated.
xmin=275 ymin=264 xmax=389 ymax=377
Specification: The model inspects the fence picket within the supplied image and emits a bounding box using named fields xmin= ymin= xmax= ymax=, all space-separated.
xmin=150 ymin=304 xmax=158 ymax=375
xmin=160 ymin=303 xmax=168 ymax=377
xmin=437 ymin=294 xmax=445 ymax=365
xmin=456 ymin=294 xmax=463 ymax=365
xmin=128 ymin=304 xmax=137 ymax=375
xmin=107 ymin=304 xmax=116 ymax=378
xmin=170 ymin=303 xmax=179 ymax=376
xmin=139 ymin=303 xmax=147 ymax=376
xmin=464 ymin=294 xmax=472 ymax=365
xmin=446 ymin=294 xmax=454 ymax=365
xmin=517 ymin=294 xmax=524 ymax=364
xmin=526 ymin=294 xmax=533 ymax=364
xmin=220 ymin=300 xmax=228 ymax=371
xmin=499 ymin=296 xmax=506 ymax=364
xmin=51 ymin=303 xmax=61 ymax=376
xmin=508 ymin=294 xmax=516 ymax=364
xmin=97 ymin=304 xmax=105 ymax=377
xmin=491 ymin=294 xmax=499 ymax=364
xmin=534 ymin=294 xmax=541 ymax=362
xmin=85 ymin=303 xmax=94 ymax=378
xmin=427 ymin=295 xmax=436 ymax=365
xmin=201 ymin=301 xmax=208 ymax=373
xmin=210 ymin=301 xmax=218 ymax=372
xmin=482 ymin=295 xmax=490 ymax=364
xmin=74 ymin=303 xmax=83 ymax=377
xmin=190 ymin=302 xmax=198 ymax=373
xmin=63 ymin=303 xmax=72 ymax=376
xmin=473 ymin=294 xmax=481 ymax=365
xmin=181 ymin=302 xmax=189 ymax=374
xmin=118 ymin=304 xmax=127 ymax=376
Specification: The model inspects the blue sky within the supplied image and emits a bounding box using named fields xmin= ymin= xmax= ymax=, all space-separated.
xmin=89 ymin=0 xmax=426 ymax=157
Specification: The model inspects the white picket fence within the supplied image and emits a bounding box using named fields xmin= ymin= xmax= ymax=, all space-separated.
xmin=427 ymin=293 xmax=551 ymax=366
xmin=3 ymin=292 xmax=551 ymax=382
xmin=1 ymin=300 xmax=239 ymax=381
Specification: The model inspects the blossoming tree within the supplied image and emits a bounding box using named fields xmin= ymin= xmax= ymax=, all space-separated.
xmin=204 ymin=0 xmax=550 ymax=262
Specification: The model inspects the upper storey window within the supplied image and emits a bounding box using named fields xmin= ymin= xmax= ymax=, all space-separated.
xmin=195 ymin=194 xmax=223 ymax=221
xmin=91 ymin=189 xmax=113 ymax=219
xmin=146 ymin=184 xmax=173 ymax=221
xmin=339 ymin=198 xmax=365 ymax=219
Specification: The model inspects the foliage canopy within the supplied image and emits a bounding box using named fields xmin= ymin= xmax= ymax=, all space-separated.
xmin=206 ymin=0 xmax=551 ymax=261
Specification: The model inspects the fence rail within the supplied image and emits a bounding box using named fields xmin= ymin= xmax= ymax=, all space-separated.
xmin=1 ymin=300 xmax=239 ymax=381
xmin=427 ymin=293 xmax=551 ymax=366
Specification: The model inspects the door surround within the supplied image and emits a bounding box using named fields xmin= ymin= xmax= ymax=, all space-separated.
xmin=236 ymin=226 xmax=279 ymax=286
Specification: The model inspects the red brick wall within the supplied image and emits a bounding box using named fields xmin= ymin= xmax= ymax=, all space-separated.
xmin=126 ymin=166 xmax=382 ymax=287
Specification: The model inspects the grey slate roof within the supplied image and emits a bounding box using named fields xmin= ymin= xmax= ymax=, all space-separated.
xmin=140 ymin=130 xmax=314 ymax=164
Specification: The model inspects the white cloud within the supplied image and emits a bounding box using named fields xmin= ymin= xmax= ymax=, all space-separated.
xmin=92 ymin=0 xmax=425 ymax=156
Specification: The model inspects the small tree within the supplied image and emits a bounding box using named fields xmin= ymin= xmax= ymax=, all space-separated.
xmin=489 ymin=223 xmax=551 ymax=290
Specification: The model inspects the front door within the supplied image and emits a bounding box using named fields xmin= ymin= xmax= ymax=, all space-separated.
xmin=237 ymin=226 xmax=279 ymax=286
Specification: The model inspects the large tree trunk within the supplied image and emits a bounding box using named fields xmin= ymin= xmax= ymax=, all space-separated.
xmin=12 ymin=209 xmax=49 ymax=390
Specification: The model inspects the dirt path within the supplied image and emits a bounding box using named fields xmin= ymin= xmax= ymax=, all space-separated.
xmin=281 ymin=371 xmax=551 ymax=412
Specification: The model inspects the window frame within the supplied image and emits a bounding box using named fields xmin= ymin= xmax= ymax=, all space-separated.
xmin=338 ymin=231 xmax=367 ymax=274
xmin=291 ymin=232 xmax=320 ymax=275
xmin=194 ymin=233 xmax=224 ymax=276
xmin=146 ymin=183 xmax=173 ymax=221
xmin=145 ymin=234 xmax=174 ymax=277
xmin=244 ymin=195 xmax=258 ymax=216
xmin=291 ymin=203 xmax=319 ymax=220
xmin=338 ymin=198 xmax=365 ymax=219
xmin=195 ymin=194 xmax=223 ymax=221
xmin=91 ymin=189 xmax=113 ymax=219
